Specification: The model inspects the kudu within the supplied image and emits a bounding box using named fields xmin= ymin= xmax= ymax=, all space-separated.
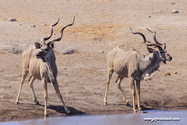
xmin=104 ymin=27 xmax=172 ymax=112
xmin=16 ymin=17 xmax=75 ymax=116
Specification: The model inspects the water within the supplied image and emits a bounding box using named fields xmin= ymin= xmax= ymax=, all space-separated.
xmin=1 ymin=110 xmax=187 ymax=125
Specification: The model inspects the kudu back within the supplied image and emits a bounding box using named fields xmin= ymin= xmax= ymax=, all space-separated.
xmin=16 ymin=17 xmax=75 ymax=116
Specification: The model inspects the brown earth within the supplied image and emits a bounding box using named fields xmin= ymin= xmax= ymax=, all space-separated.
xmin=1 ymin=0 xmax=187 ymax=121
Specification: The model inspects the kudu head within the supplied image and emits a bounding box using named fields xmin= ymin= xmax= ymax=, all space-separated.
xmin=130 ymin=27 xmax=172 ymax=64
xmin=35 ymin=17 xmax=75 ymax=62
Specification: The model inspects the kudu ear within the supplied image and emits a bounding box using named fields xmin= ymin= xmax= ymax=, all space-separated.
xmin=35 ymin=42 xmax=42 ymax=49
xmin=47 ymin=42 xmax=54 ymax=49
xmin=146 ymin=47 xmax=155 ymax=53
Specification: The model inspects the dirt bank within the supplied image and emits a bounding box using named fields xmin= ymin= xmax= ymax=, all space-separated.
xmin=1 ymin=0 xmax=187 ymax=120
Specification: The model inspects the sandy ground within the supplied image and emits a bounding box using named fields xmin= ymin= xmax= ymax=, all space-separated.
xmin=1 ymin=0 xmax=187 ymax=120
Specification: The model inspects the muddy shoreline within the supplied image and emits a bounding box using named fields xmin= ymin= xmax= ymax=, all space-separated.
xmin=1 ymin=107 xmax=187 ymax=122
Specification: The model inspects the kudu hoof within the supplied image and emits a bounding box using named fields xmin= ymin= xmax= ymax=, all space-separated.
xmin=125 ymin=100 xmax=129 ymax=105
xmin=44 ymin=114 xmax=48 ymax=119
xmin=138 ymin=108 xmax=142 ymax=111
xmin=16 ymin=102 xmax=19 ymax=104
xmin=66 ymin=110 xmax=71 ymax=114
xmin=133 ymin=109 xmax=137 ymax=113
xmin=35 ymin=101 xmax=39 ymax=105
xmin=104 ymin=102 xmax=107 ymax=105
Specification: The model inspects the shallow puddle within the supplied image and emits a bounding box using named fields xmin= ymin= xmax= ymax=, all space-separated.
xmin=1 ymin=109 xmax=187 ymax=125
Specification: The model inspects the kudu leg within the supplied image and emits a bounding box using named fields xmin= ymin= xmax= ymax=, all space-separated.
xmin=115 ymin=76 xmax=120 ymax=83
xmin=136 ymin=80 xmax=141 ymax=111
xmin=43 ymin=80 xmax=48 ymax=116
xmin=16 ymin=70 xmax=29 ymax=104
xmin=28 ymin=76 xmax=39 ymax=105
xmin=52 ymin=80 xmax=70 ymax=114
xmin=130 ymin=78 xmax=136 ymax=112
xmin=104 ymin=69 xmax=114 ymax=105
xmin=115 ymin=76 xmax=129 ymax=104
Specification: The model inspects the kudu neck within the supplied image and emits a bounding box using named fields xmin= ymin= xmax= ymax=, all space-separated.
xmin=139 ymin=52 xmax=160 ymax=72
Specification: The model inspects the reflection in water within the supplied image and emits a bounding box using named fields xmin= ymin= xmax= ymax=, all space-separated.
xmin=1 ymin=110 xmax=187 ymax=125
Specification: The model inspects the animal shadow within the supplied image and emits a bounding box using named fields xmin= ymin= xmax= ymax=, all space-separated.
xmin=39 ymin=104 xmax=86 ymax=115
xmin=112 ymin=102 xmax=132 ymax=107
xmin=139 ymin=105 xmax=153 ymax=110
xmin=112 ymin=103 xmax=153 ymax=111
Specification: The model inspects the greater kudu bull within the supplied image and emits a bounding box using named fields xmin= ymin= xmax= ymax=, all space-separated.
xmin=104 ymin=27 xmax=172 ymax=112
xmin=16 ymin=17 xmax=75 ymax=116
